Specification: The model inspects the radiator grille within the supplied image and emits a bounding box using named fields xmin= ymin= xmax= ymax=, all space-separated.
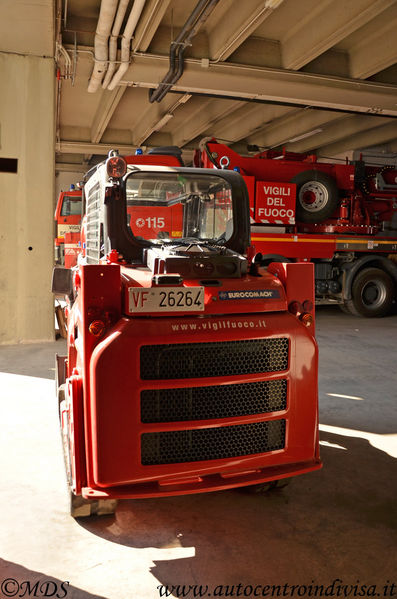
xmin=140 ymin=338 xmax=289 ymax=380
xmin=85 ymin=182 xmax=101 ymax=264
xmin=141 ymin=379 xmax=287 ymax=423
xmin=141 ymin=419 xmax=285 ymax=465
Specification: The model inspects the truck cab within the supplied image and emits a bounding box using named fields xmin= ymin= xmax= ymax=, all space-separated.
xmin=54 ymin=187 xmax=83 ymax=265
xmin=53 ymin=151 xmax=321 ymax=517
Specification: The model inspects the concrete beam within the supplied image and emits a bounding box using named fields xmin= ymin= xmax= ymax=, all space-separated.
xmin=290 ymin=115 xmax=393 ymax=153
xmin=349 ymin=8 xmax=397 ymax=78
xmin=132 ymin=0 xmax=172 ymax=52
xmin=244 ymin=109 xmax=343 ymax=149
xmin=171 ymin=98 xmax=246 ymax=147
xmin=90 ymin=87 xmax=127 ymax=144
xmin=228 ymin=37 xmax=282 ymax=69
xmin=281 ymin=0 xmax=395 ymax=70
xmin=57 ymin=133 xmax=174 ymax=155
xmin=130 ymin=94 xmax=189 ymax=146
xmin=301 ymin=50 xmax=350 ymax=79
xmin=317 ymin=120 xmax=397 ymax=157
xmin=208 ymin=0 xmax=284 ymax=62
xmin=125 ymin=53 xmax=397 ymax=116
xmin=55 ymin=162 xmax=87 ymax=172
xmin=211 ymin=104 xmax=293 ymax=144
xmin=56 ymin=140 xmax=137 ymax=155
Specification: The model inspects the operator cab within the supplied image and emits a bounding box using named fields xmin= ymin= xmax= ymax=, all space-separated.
xmin=83 ymin=153 xmax=251 ymax=278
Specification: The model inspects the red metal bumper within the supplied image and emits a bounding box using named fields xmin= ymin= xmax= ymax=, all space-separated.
xmin=81 ymin=311 xmax=320 ymax=498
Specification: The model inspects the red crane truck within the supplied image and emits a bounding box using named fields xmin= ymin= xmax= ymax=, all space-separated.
xmin=52 ymin=150 xmax=321 ymax=517
xmin=196 ymin=139 xmax=397 ymax=317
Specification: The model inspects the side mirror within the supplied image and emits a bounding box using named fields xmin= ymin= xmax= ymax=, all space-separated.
xmin=52 ymin=267 xmax=73 ymax=297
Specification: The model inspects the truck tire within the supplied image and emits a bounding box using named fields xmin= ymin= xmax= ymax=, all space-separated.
xmin=291 ymin=170 xmax=339 ymax=223
xmin=347 ymin=267 xmax=394 ymax=317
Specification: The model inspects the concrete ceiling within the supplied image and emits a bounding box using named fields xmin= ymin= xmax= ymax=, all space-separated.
xmin=2 ymin=0 xmax=397 ymax=171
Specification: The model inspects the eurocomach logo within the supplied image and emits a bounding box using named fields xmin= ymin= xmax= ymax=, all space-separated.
xmin=218 ymin=290 xmax=280 ymax=300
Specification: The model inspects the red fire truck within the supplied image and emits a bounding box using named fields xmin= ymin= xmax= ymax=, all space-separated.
xmin=52 ymin=151 xmax=321 ymax=517
xmin=196 ymin=140 xmax=397 ymax=317
xmin=54 ymin=186 xmax=83 ymax=266
xmin=54 ymin=149 xmax=188 ymax=268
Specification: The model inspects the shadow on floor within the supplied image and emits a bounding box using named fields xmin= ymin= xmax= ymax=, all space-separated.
xmin=77 ymin=431 xmax=397 ymax=590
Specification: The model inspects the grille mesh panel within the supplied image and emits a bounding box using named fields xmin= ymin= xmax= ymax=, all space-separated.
xmin=141 ymin=419 xmax=285 ymax=465
xmin=141 ymin=379 xmax=287 ymax=423
xmin=140 ymin=338 xmax=289 ymax=380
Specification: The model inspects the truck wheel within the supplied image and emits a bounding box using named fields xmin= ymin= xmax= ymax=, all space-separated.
xmin=291 ymin=170 xmax=339 ymax=223
xmin=347 ymin=267 xmax=394 ymax=317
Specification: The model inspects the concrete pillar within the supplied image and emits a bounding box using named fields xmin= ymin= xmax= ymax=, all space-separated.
xmin=0 ymin=53 xmax=55 ymax=344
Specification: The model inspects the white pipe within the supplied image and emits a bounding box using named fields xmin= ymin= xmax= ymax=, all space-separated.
xmin=102 ymin=0 xmax=130 ymax=89
xmin=107 ymin=0 xmax=146 ymax=91
xmin=88 ymin=0 xmax=119 ymax=93
xmin=56 ymin=43 xmax=72 ymax=78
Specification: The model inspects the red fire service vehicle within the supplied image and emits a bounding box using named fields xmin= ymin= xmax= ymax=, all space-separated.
xmin=52 ymin=150 xmax=321 ymax=517
xmin=54 ymin=185 xmax=82 ymax=266
xmin=196 ymin=139 xmax=397 ymax=317
xmin=54 ymin=149 xmax=188 ymax=269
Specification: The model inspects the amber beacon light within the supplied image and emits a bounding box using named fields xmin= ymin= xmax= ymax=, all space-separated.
xmin=106 ymin=150 xmax=127 ymax=178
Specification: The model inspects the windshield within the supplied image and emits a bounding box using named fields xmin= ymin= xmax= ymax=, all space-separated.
xmin=60 ymin=195 xmax=82 ymax=216
xmin=125 ymin=172 xmax=233 ymax=244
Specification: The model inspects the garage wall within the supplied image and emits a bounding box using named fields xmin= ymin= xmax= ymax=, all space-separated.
xmin=0 ymin=53 xmax=54 ymax=344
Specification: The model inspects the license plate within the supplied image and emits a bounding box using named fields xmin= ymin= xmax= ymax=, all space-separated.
xmin=128 ymin=287 xmax=205 ymax=313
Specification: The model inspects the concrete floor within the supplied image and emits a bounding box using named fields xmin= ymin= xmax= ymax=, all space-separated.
xmin=0 ymin=306 xmax=396 ymax=599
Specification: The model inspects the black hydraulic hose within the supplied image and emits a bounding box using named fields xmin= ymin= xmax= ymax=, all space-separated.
xmin=154 ymin=43 xmax=186 ymax=103
xmin=149 ymin=0 xmax=210 ymax=103
xmin=149 ymin=40 xmax=180 ymax=103
xmin=149 ymin=0 xmax=220 ymax=103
